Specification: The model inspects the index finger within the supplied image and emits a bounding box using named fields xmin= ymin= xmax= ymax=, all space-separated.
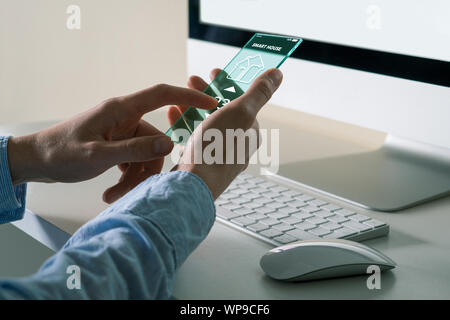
xmin=177 ymin=69 xmax=223 ymax=114
xmin=121 ymin=84 xmax=218 ymax=115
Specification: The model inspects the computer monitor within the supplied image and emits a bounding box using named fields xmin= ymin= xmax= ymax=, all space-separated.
xmin=187 ymin=0 xmax=450 ymax=211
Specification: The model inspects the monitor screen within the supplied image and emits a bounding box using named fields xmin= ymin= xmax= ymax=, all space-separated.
xmin=200 ymin=0 xmax=449 ymax=62
xmin=191 ymin=0 xmax=450 ymax=87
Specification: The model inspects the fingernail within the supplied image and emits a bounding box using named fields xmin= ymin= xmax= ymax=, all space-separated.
xmin=268 ymin=69 xmax=283 ymax=87
xmin=153 ymin=136 xmax=173 ymax=155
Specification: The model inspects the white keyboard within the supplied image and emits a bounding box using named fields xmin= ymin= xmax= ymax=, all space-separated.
xmin=215 ymin=173 xmax=389 ymax=246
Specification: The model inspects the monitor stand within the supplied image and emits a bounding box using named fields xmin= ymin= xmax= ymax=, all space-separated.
xmin=263 ymin=134 xmax=450 ymax=212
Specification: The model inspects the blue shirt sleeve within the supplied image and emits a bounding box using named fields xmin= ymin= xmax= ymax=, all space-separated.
xmin=0 ymin=170 xmax=216 ymax=299
xmin=0 ymin=136 xmax=27 ymax=224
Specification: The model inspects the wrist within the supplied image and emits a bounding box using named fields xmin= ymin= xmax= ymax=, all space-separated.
xmin=173 ymin=164 xmax=217 ymax=199
xmin=7 ymin=134 xmax=42 ymax=185
xmin=175 ymin=163 xmax=243 ymax=200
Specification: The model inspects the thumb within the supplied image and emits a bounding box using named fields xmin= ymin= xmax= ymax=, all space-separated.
xmin=101 ymin=135 xmax=174 ymax=164
xmin=235 ymin=68 xmax=283 ymax=116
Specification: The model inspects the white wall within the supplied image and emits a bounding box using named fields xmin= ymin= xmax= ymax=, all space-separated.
xmin=0 ymin=0 xmax=188 ymax=124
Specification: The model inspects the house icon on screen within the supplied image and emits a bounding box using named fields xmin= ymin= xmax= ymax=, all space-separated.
xmin=227 ymin=54 xmax=264 ymax=84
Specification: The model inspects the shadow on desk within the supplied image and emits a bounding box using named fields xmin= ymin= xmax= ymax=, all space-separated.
xmin=258 ymin=269 xmax=396 ymax=299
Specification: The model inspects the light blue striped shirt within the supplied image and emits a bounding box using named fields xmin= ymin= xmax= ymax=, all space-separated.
xmin=0 ymin=136 xmax=216 ymax=299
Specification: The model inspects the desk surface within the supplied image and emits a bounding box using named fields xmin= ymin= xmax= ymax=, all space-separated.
xmin=1 ymin=107 xmax=450 ymax=299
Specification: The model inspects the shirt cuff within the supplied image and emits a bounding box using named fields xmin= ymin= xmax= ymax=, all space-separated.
xmin=102 ymin=170 xmax=216 ymax=268
xmin=0 ymin=136 xmax=27 ymax=224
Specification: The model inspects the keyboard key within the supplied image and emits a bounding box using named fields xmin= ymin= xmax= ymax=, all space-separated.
xmin=249 ymin=187 xmax=270 ymax=194
xmin=259 ymin=228 xmax=284 ymax=239
xmin=364 ymin=219 xmax=387 ymax=228
xmin=296 ymin=194 xmax=315 ymax=202
xmin=266 ymin=202 xmax=287 ymax=210
xmin=220 ymin=193 xmax=240 ymax=200
xmin=221 ymin=203 xmax=243 ymax=211
xmin=321 ymin=204 xmax=341 ymax=212
xmin=230 ymin=188 xmax=251 ymax=195
xmin=275 ymin=196 xmax=295 ymax=204
xmin=242 ymin=193 xmax=262 ymax=200
xmin=293 ymin=220 xmax=316 ymax=231
xmin=308 ymin=227 xmax=332 ymax=237
xmin=246 ymin=213 xmax=266 ymax=221
xmin=327 ymin=214 xmax=349 ymax=224
xmin=301 ymin=205 xmax=321 ymax=213
xmin=281 ymin=216 xmax=303 ymax=225
xmin=335 ymin=209 xmax=356 ymax=217
xmin=247 ymin=223 xmax=269 ymax=232
xmin=321 ymin=221 xmax=342 ymax=231
xmin=283 ymin=190 xmax=302 ymax=198
xmin=314 ymin=210 xmax=335 ymax=218
xmin=231 ymin=181 xmax=242 ymax=187
xmin=341 ymin=220 xmax=372 ymax=232
xmin=258 ymin=181 xmax=277 ymax=188
xmin=217 ymin=210 xmax=241 ymax=220
xmin=236 ymin=180 xmax=253 ymax=187
xmin=278 ymin=206 xmax=301 ymax=215
xmin=238 ymin=173 xmax=253 ymax=180
xmin=247 ymin=177 xmax=266 ymax=184
xmin=231 ymin=197 xmax=252 ymax=205
xmin=291 ymin=212 xmax=313 ymax=220
xmin=306 ymin=216 xmax=328 ymax=225
xmin=215 ymin=199 xmax=231 ymax=206
xmin=309 ymin=199 xmax=328 ymax=207
xmin=287 ymin=200 xmax=308 ymax=208
xmin=243 ymin=201 xmax=263 ymax=210
xmin=267 ymin=212 xmax=289 ymax=220
xmin=253 ymin=197 xmax=274 ymax=205
xmin=255 ymin=206 xmax=276 ymax=215
xmin=272 ymin=223 xmax=295 ymax=232
xmin=349 ymin=214 xmax=371 ymax=223
xmin=286 ymin=229 xmax=319 ymax=240
xmin=262 ymin=191 xmax=284 ymax=199
xmin=228 ymin=180 xmax=241 ymax=187
xmin=230 ymin=217 xmax=256 ymax=227
xmin=232 ymin=208 xmax=254 ymax=216
xmin=269 ymin=185 xmax=290 ymax=193
xmin=273 ymin=234 xmax=297 ymax=244
xmin=260 ymin=218 xmax=282 ymax=227
xmin=324 ymin=227 xmax=357 ymax=239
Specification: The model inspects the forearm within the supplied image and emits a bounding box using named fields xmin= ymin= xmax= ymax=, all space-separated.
xmin=0 ymin=171 xmax=216 ymax=299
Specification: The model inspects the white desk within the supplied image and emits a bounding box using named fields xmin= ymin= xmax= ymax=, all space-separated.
xmin=1 ymin=108 xmax=450 ymax=299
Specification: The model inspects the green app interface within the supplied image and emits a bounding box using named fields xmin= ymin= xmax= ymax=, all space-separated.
xmin=166 ymin=33 xmax=302 ymax=144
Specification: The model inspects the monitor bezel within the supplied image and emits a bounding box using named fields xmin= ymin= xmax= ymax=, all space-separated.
xmin=189 ymin=0 xmax=449 ymax=87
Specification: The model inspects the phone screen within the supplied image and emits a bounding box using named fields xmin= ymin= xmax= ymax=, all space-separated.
xmin=166 ymin=33 xmax=302 ymax=144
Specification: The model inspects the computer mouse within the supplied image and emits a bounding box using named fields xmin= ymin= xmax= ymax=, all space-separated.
xmin=260 ymin=239 xmax=396 ymax=282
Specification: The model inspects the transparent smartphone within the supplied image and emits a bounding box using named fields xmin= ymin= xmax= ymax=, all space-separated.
xmin=166 ymin=33 xmax=302 ymax=144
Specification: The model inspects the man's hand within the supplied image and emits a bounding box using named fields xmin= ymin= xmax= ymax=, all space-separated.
xmin=8 ymin=84 xmax=217 ymax=203
xmin=169 ymin=68 xmax=283 ymax=199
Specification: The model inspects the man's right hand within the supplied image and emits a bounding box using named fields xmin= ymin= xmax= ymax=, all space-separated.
xmin=169 ymin=68 xmax=283 ymax=199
